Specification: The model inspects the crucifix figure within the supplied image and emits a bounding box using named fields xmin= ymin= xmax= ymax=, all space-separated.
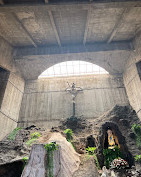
xmin=65 ymin=82 xmax=83 ymax=117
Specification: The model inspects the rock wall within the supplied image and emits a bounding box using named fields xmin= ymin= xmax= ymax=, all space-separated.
xmin=18 ymin=74 xmax=129 ymax=128
xmin=123 ymin=32 xmax=141 ymax=121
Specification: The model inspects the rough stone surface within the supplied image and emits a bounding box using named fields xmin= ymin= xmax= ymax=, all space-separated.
xmin=21 ymin=144 xmax=46 ymax=177
xmin=39 ymin=132 xmax=81 ymax=177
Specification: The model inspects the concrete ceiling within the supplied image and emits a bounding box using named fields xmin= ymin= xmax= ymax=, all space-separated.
xmin=0 ymin=0 xmax=141 ymax=47
xmin=0 ymin=0 xmax=141 ymax=79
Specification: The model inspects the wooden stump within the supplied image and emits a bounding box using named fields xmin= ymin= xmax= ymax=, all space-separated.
xmin=21 ymin=144 xmax=46 ymax=177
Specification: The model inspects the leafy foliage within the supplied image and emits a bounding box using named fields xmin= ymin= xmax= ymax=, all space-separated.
xmin=86 ymin=147 xmax=101 ymax=170
xmin=30 ymin=132 xmax=41 ymax=139
xmin=8 ymin=127 xmax=22 ymax=141
xmin=44 ymin=142 xmax=58 ymax=152
xmin=26 ymin=132 xmax=41 ymax=146
xmin=132 ymin=124 xmax=141 ymax=149
xmin=44 ymin=142 xmax=58 ymax=177
xmin=103 ymin=146 xmax=122 ymax=168
xmin=64 ymin=129 xmax=73 ymax=141
xmin=135 ymin=155 xmax=141 ymax=163
xmin=22 ymin=156 xmax=29 ymax=163
xmin=86 ymin=147 xmax=96 ymax=155
xmin=26 ymin=138 xmax=38 ymax=146
xmin=22 ymin=157 xmax=29 ymax=171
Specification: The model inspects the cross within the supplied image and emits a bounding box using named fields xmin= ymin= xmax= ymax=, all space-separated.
xmin=65 ymin=82 xmax=83 ymax=117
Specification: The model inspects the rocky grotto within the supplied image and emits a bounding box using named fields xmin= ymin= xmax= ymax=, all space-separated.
xmin=0 ymin=105 xmax=141 ymax=177
xmin=0 ymin=0 xmax=141 ymax=177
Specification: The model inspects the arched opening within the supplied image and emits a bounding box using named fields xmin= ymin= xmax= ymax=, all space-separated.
xmin=38 ymin=60 xmax=109 ymax=78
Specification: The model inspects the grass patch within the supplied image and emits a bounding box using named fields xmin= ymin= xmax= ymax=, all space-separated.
xmin=8 ymin=127 xmax=22 ymax=141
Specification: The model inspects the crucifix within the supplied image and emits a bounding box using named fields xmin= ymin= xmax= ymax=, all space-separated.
xmin=65 ymin=82 xmax=83 ymax=117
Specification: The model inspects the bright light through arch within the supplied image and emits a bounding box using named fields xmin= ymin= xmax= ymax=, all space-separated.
xmin=38 ymin=61 xmax=109 ymax=78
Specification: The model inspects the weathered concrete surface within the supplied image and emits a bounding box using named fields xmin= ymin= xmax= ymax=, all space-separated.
xmin=18 ymin=74 xmax=129 ymax=128
xmin=14 ymin=47 xmax=131 ymax=80
xmin=0 ymin=37 xmax=15 ymax=72
xmin=0 ymin=72 xmax=24 ymax=140
xmin=123 ymin=32 xmax=141 ymax=121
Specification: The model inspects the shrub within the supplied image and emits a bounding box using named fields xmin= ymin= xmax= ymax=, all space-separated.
xmin=103 ymin=146 xmax=122 ymax=168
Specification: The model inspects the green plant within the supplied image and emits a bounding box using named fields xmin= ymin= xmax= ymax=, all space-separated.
xmin=86 ymin=147 xmax=101 ymax=170
xmin=8 ymin=127 xmax=22 ymax=141
xmin=44 ymin=142 xmax=58 ymax=177
xmin=64 ymin=129 xmax=73 ymax=141
xmin=103 ymin=146 xmax=122 ymax=169
xmin=132 ymin=124 xmax=141 ymax=149
xmin=135 ymin=155 xmax=141 ymax=163
xmin=26 ymin=132 xmax=41 ymax=146
xmin=86 ymin=147 xmax=96 ymax=155
xmin=30 ymin=132 xmax=41 ymax=139
xmin=22 ymin=156 xmax=29 ymax=171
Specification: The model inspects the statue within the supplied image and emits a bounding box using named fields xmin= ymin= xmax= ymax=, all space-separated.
xmin=104 ymin=128 xmax=120 ymax=149
xmin=65 ymin=82 xmax=83 ymax=117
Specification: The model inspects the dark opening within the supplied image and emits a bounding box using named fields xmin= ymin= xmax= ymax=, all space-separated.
xmin=0 ymin=161 xmax=24 ymax=177
xmin=86 ymin=135 xmax=96 ymax=148
xmin=136 ymin=60 xmax=141 ymax=80
xmin=0 ymin=67 xmax=10 ymax=108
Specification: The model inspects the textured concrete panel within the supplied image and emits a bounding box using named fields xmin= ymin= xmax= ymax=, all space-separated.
xmin=123 ymin=32 xmax=141 ymax=121
xmin=0 ymin=112 xmax=17 ymax=140
xmin=19 ymin=74 xmax=129 ymax=128
xmin=1 ymin=73 xmax=24 ymax=121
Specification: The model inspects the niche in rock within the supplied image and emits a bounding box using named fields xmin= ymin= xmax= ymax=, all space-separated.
xmin=97 ymin=121 xmax=134 ymax=168
xmin=86 ymin=135 xmax=96 ymax=148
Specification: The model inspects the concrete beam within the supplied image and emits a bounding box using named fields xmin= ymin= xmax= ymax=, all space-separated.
xmin=107 ymin=8 xmax=130 ymax=43
xmin=48 ymin=11 xmax=61 ymax=47
xmin=0 ymin=2 xmax=141 ymax=13
xmin=15 ymin=41 xmax=133 ymax=57
xmin=12 ymin=13 xmax=37 ymax=48
xmin=83 ymin=8 xmax=91 ymax=45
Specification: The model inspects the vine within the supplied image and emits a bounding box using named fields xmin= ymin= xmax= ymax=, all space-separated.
xmin=86 ymin=146 xmax=101 ymax=170
xmin=44 ymin=142 xmax=58 ymax=177
xmin=64 ymin=129 xmax=75 ymax=150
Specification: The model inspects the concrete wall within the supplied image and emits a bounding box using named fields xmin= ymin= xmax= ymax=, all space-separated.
xmin=123 ymin=32 xmax=141 ymax=120
xmin=0 ymin=38 xmax=25 ymax=140
xmin=18 ymin=74 xmax=129 ymax=128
